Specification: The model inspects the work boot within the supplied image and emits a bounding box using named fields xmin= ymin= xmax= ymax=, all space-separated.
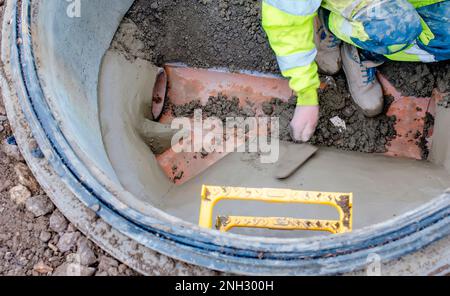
xmin=341 ymin=43 xmax=384 ymax=117
xmin=314 ymin=12 xmax=342 ymax=75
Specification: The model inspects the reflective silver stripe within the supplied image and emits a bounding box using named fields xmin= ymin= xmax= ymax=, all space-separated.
xmin=277 ymin=48 xmax=318 ymax=71
xmin=264 ymin=0 xmax=322 ymax=16
xmin=340 ymin=19 xmax=353 ymax=37
xmin=404 ymin=43 xmax=436 ymax=63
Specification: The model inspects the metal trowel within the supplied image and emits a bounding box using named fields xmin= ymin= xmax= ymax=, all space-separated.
xmin=274 ymin=141 xmax=318 ymax=179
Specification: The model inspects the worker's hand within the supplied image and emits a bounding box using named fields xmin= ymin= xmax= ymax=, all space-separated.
xmin=290 ymin=105 xmax=319 ymax=142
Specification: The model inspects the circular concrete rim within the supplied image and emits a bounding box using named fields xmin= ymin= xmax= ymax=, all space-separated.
xmin=2 ymin=0 xmax=449 ymax=275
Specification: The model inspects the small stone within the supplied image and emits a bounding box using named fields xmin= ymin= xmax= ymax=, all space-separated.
xmin=118 ymin=264 xmax=128 ymax=274
xmin=53 ymin=263 xmax=95 ymax=276
xmin=39 ymin=231 xmax=52 ymax=243
xmin=5 ymin=252 xmax=13 ymax=260
xmin=67 ymin=223 xmax=77 ymax=233
xmin=47 ymin=243 xmax=59 ymax=253
xmin=1 ymin=138 xmax=24 ymax=161
xmin=150 ymin=2 xmax=158 ymax=9
xmin=33 ymin=261 xmax=53 ymax=274
xmin=14 ymin=162 xmax=40 ymax=193
xmin=107 ymin=267 xmax=119 ymax=276
xmin=77 ymin=238 xmax=97 ymax=266
xmin=0 ymin=180 xmax=12 ymax=193
xmin=9 ymin=184 xmax=31 ymax=206
xmin=57 ymin=232 xmax=80 ymax=253
xmin=98 ymin=255 xmax=119 ymax=271
xmin=25 ymin=195 xmax=54 ymax=217
xmin=49 ymin=210 xmax=68 ymax=233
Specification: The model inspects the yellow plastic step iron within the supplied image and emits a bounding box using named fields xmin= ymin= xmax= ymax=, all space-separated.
xmin=199 ymin=185 xmax=353 ymax=234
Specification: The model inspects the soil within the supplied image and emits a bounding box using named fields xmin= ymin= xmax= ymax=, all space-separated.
xmin=379 ymin=61 xmax=450 ymax=98
xmin=0 ymin=2 xmax=138 ymax=276
xmin=0 ymin=102 xmax=138 ymax=276
xmin=171 ymin=93 xmax=255 ymax=120
xmin=312 ymin=75 xmax=397 ymax=153
xmin=125 ymin=0 xmax=277 ymax=73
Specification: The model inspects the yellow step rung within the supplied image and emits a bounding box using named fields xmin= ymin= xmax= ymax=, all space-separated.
xmin=199 ymin=185 xmax=353 ymax=234
xmin=216 ymin=216 xmax=344 ymax=234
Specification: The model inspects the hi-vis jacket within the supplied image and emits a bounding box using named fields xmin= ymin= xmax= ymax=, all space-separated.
xmin=262 ymin=0 xmax=446 ymax=106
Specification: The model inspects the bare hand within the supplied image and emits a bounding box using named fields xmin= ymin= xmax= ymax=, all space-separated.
xmin=290 ymin=105 xmax=319 ymax=142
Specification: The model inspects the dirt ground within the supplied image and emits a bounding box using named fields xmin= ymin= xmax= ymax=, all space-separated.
xmin=0 ymin=2 xmax=138 ymax=276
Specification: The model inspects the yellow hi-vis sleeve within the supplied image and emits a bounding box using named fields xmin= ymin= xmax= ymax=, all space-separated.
xmin=262 ymin=0 xmax=321 ymax=106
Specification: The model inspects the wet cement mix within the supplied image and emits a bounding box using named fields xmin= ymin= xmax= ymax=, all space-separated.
xmin=123 ymin=0 xmax=448 ymax=154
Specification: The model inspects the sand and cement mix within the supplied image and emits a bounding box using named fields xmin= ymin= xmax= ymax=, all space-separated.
xmin=169 ymin=75 xmax=397 ymax=154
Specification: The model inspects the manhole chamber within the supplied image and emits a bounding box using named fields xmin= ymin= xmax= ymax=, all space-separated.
xmin=1 ymin=0 xmax=449 ymax=275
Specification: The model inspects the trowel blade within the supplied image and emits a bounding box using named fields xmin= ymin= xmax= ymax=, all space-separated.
xmin=274 ymin=142 xmax=318 ymax=180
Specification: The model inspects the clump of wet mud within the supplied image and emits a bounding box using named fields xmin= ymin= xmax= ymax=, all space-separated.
xmin=171 ymin=94 xmax=255 ymax=121
xmin=419 ymin=112 xmax=435 ymax=160
xmin=169 ymin=74 xmax=397 ymax=154
xmin=379 ymin=61 xmax=450 ymax=98
xmin=314 ymin=75 xmax=397 ymax=153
